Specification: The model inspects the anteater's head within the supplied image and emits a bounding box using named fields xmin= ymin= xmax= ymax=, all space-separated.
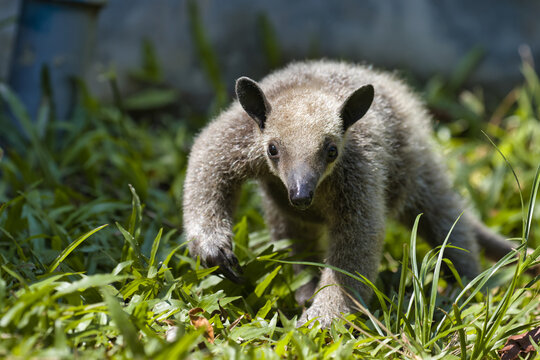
xmin=236 ymin=77 xmax=373 ymax=210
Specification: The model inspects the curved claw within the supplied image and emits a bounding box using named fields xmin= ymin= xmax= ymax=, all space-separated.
xmin=219 ymin=261 xmax=245 ymax=284
xmin=205 ymin=248 xmax=245 ymax=284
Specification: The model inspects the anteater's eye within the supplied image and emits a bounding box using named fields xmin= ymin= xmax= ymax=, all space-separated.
xmin=268 ymin=142 xmax=279 ymax=158
xmin=327 ymin=145 xmax=338 ymax=162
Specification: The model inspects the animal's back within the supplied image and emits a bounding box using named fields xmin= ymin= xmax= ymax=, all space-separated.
xmin=259 ymin=60 xmax=431 ymax=134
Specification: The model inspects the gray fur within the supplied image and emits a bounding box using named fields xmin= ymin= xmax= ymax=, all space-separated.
xmin=182 ymin=60 xmax=517 ymax=327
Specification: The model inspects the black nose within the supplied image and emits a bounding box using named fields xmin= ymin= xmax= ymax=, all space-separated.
xmin=289 ymin=188 xmax=314 ymax=209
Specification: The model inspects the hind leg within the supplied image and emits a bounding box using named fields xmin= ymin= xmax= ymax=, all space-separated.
xmin=399 ymin=165 xmax=480 ymax=279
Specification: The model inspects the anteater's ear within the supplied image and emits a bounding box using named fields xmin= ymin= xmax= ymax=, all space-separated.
xmin=236 ymin=77 xmax=271 ymax=130
xmin=339 ymin=84 xmax=374 ymax=132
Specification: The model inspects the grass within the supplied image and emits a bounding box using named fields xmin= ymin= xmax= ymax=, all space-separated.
xmin=1 ymin=8 xmax=540 ymax=358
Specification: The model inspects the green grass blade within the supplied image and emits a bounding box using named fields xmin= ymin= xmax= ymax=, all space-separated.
xmin=116 ymin=222 xmax=142 ymax=263
xmin=255 ymin=265 xmax=281 ymax=297
xmin=102 ymin=290 xmax=146 ymax=358
xmin=263 ymin=258 xmax=393 ymax=307
xmin=187 ymin=0 xmax=227 ymax=112
xmin=148 ymin=227 xmax=163 ymax=278
xmin=149 ymin=228 xmax=163 ymax=268
xmin=472 ymin=293 xmax=490 ymax=358
xmin=155 ymin=327 xmax=203 ymax=360
xmin=160 ymin=241 xmax=187 ymax=271
xmin=258 ymin=14 xmax=282 ymax=69
xmin=524 ymin=163 xmax=540 ymax=244
xmin=395 ymin=242 xmax=410 ymax=333
xmin=427 ymin=213 xmax=462 ymax=340
xmin=55 ymin=274 xmax=128 ymax=297
xmin=458 ymin=250 xmax=516 ymax=306
xmin=233 ymin=216 xmax=250 ymax=261
xmin=47 ymin=224 xmax=108 ymax=273
xmin=128 ymin=184 xmax=142 ymax=243
xmin=449 ymin=47 xmax=484 ymax=93
xmin=409 ymin=214 xmax=422 ymax=281
xmin=407 ymin=214 xmax=424 ymax=340
xmin=0 ymin=226 xmax=27 ymax=261
xmin=452 ymin=303 xmax=467 ymax=360
xmin=0 ymin=83 xmax=59 ymax=185
xmin=1 ymin=265 xmax=28 ymax=289
xmin=482 ymin=130 xmax=525 ymax=238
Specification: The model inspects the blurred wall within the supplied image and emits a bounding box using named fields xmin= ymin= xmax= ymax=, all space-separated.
xmin=2 ymin=0 xmax=540 ymax=103
xmin=0 ymin=1 xmax=18 ymax=80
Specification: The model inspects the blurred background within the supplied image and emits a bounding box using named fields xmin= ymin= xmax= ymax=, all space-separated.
xmin=2 ymin=0 xmax=540 ymax=113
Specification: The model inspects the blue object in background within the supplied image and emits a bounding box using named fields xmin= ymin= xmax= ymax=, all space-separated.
xmin=8 ymin=0 xmax=105 ymax=123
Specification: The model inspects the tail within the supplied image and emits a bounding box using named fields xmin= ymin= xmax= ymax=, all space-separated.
xmin=472 ymin=219 xmax=516 ymax=261
xmin=471 ymin=216 xmax=539 ymax=274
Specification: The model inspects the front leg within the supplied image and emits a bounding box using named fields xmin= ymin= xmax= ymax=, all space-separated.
xmin=298 ymin=202 xmax=386 ymax=327
xmin=183 ymin=108 xmax=264 ymax=282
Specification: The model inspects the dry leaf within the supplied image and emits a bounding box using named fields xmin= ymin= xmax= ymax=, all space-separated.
xmin=188 ymin=307 xmax=215 ymax=344
xmin=162 ymin=319 xmax=175 ymax=326
xmin=499 ymin=326 xmax=540 ymax=360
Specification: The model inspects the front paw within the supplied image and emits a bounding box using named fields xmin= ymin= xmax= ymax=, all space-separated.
xmin=190 ymin=240 xmax=244 ymax=283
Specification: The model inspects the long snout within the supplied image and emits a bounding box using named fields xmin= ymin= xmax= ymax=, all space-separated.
xmin=289 ymin=182 xmax=314 ymax=209
xmin=287 ymin=166 xmax=319 ymax=210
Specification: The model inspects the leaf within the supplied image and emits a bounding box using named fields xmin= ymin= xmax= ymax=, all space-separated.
xmin=254 ymin=265 xmax=281 ymax=297
xmin=159 ymin=240 xmax=186 ymax=272
xmin=55 ymin=274 xmax=129 ymax=297
xmin=120 ymin=278 xmax=154 ymax=299
xmin=229 ymin=324 xmax=271 ymax=341
xmin=408 ymin=213 xmax=423 ymax=325
xmin=275 ymin=330 xmax=294 ymax=357
xmin=498 ymin=326 xmax=540 ymax=360
xmin=102 ymin=290 xmax=146 ymax=357
xmin=395 ymin=241 xmax=409 ymax=334
xmin=255 ymin=298 xmax=275 ymax=319
xmin=116 ymin=222 xmax=142 ymax=262
xmin=427 ymin=213 xmax=462 ymax=340
xmin=233 ymin=216 xmax=250 ymax=261
xmin=123 ymin=89 xmax=179 ymax=111
xmin=257 ymin=14 xmax=282 ymax=69
xmin=449 ymin=47 xmax=485 ymax=93
xmin=0 ymin=83 xmax=59 ymax=185
xmin=148 ymin=228 xmax=163 ymax=278
xmin=156 ymin=327 xmax=202 ymax=360
xmin=453 ymin=303 xmax=467 ymax=360
xmin=129 ymin=39 xmax=164 ymax=84
xmin=1 ymin=265 xmax=28 ymax=289
xmin=128 ymin=184 xmax=142 ymax=242
xmin=47 ymin=224 xmax=108 ymax=273
xmin=0 ymin=226 xmax=27 ymax=261
xmin=182 ymin=266 xmax=219 ymax=284
xmin=187 ymin=0 xmax=227 ymax=112
xmin=188 ymin=308 xmax=214 ymax=344
xmin=524 ymin=163 xmax=540 ymax=244
xmin=112 ymin=260 xmax=134 ymax=276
